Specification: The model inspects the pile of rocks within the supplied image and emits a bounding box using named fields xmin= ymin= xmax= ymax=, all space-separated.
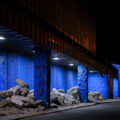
xmin=88 ymin=91 xmax=105 ymax=103
xmin=0 ymin=79 xmax=45 ymax=114
xmin=50 ymin=86 xmax=81 ymax=106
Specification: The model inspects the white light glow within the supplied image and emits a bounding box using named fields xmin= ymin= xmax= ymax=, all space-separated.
xmin=69 ymin=63 xmax=74 ymax=66
xmin=33 ymin=50 xmax=35 ymax=53
xmin=89 ymin=71 xmax=98 ymax=73
xmin=89 ymin=71 xmax=94 ymax=73
xmin=0 ymin=36 xmax=5 ymax=40
xmin=53 ymin=57 xmax=60 ymax=60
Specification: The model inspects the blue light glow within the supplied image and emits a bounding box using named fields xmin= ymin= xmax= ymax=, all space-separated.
xmin=113 ymin=78 xmax=119 ymax=98
xmin=88 ymin=73 xmax=109 ymax=99
xmin=50 ymin=64 xmax=77 ymax=93
xmin=0 ymin=50 xmax=34 ymax=91
xmin=112 ymin=64 xmax=120 ymax=97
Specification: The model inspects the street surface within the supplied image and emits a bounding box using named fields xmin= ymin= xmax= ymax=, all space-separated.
xmin=21 ymin=103 xmax=120 ymax=120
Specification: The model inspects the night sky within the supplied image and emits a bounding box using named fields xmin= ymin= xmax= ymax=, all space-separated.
xmin=83 ymin=1 xmax=119 ymax=65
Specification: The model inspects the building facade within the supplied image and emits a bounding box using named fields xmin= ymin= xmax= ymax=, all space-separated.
xmin=0 ymin=0 xmax=118 ymax=106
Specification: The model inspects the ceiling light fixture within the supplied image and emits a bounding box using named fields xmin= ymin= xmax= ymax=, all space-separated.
xmin=32 ymin=50 xmax=35 ymax=53
xmin=89 ymin=71 xmax=98 ymax=73
xmin=0 ymin=36 xmax=5 ymax=40
xmin=69 ymin=63 xmax=74 ymax=66
xmin=53 ymin=57 xmax=60 ymax=60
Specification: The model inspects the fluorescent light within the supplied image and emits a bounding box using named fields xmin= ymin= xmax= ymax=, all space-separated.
xmin=33 ymin=50 xmax=35 ymax=53
xmin=53 ymin=57 xmax=59 ymax=60
xmin=0 ymin=36 xmax=5 ymax=40
xmin=69 ymin=63 xmax=74 ymax=66
xmin=89 ymin=71 xmax=94 ymax=73
xmin=89 ymin=71 xmax=98 ymax=73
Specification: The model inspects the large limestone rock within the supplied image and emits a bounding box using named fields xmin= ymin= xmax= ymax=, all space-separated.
xmin=88 ymin=92 xmax=104 ymax=103
xmin=11 ymin=95 xmax=35 ymax=107
xmin=50 ymin=103 xmax=58 ymax=108
xmin=21 ymin=87 xmax=29 ymax=97
xmin=34 ymin=100 xmax=45 ymax=106
xmin=0 ymin=98 xmax=11 ymax=108
xmin=16 ymin=79 xmax=29 ymax=89
xmin=9 ymin=86 xmax=21 ymax=95
xmin=64 ymin=94 xmax=77 ymax=105
xmin=28 ymin=90 xmax=34 ymax=99
xmin=51 ymin=88 xmax=77 ymax=106
xmin=0 ymin=90 xmax=13 ymax=99
xmin=38 ymin=105 xmax=46 ymax=111
xmin=67 ymin=86 xmax=81 ymax=102
xmin=11 ymin=96 xmax=25 ymax=107
xmin=58 ymin=89 xmax=65 ymax=93
xmin=16 ymin=79 xmax=29 ymax=96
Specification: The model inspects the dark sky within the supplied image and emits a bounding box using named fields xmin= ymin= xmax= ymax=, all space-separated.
xmin=82 ymin=0 xmax=97 ymax=20
xmin=82 ymin=1 xmax=120 ymax=64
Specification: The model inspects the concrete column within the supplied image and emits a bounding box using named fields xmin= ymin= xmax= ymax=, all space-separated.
xmin=34 ymin=48 xmax=51 ymax=107
xmin=108 ymin=76 xmax=113 ymax=98
xmin=78 ymin=64 xmax=88 ymax=103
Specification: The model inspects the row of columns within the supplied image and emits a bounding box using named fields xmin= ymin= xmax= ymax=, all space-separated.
xmin=34 ymin=48 xmax=88 ymax=106
xmin=0 ymin=48 xmax=117 ymax=106
xmin=34 ymin=48 xmax=114 ymax=106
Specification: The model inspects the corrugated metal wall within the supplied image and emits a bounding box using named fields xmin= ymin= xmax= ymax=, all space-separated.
xmin=113 ymin=78 xmax=119 ymax=98
xmin=7 ymin=52 xmax=34 ymax=90
xmin=50 ymin=64 xmax=77 ymax=92
xmin=0 ymin=49 xmax=7 ymax=91
xmin=0 ymin=50 xmax=34 ymax=90
xmin=0 ymin=0 xmax=118 ymax=78
xmin=88 ymin=73 xmax=109 ymax=99
xmin=16 ymin=0 xmax=96 ymax=55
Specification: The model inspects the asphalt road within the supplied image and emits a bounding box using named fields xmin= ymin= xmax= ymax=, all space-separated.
xmin=21 ymin=103 xmax=120 ymax=120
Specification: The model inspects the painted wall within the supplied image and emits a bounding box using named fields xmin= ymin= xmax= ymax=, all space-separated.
xmin=88 ymin=73 xmax=109 ymax=99
xmin=50 ymin=64 xmax=77 ymax=93
xmin=0 ymin=49 xmax=7 ymax=91
xmin=113 ymin=78 xmax=119 ymax=98
xmin=0 ymin=50 xmax=34 ymax=91
xmin=112 ymin=64 xmax=120 ymax=97
xmin=7 ymin=52 xmax=34 ymax=90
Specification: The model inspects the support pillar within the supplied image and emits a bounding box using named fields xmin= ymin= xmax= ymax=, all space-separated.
xmin=108 ymin=75 xmax=113 ymax=99
xmin=78 ymin=64 xmax=88 ymax=103
xmin=34 ymin=48 xmax=51 ymax=107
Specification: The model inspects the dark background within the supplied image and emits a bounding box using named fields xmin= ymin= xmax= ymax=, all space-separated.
xmin=82 ymin=0 xmax=119 ymax=64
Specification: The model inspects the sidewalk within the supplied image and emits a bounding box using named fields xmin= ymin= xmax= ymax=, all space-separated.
xmin=1 ymin=98 xmax=120 ymax=120
xmin=0 ymin=103 xmax=96 ymax=120
xmin=98 ymin=98 xmax=120 ymax=104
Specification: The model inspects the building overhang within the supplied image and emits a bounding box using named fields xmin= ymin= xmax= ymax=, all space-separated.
xmin=0 ymin=1 xmax=118 ymax=78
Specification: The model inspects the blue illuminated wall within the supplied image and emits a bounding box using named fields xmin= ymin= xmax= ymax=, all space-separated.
xmin=88 ymin=73 xmax=109 ymax=99
xmin=0 ymin=49 xmax=7 ymax=91
xmin=78 ymin=64 xmax=88 ymax=103
xmin=50 ymin=64 xmax=77 ymax=93
xmin=0 ymin=50 xmax=34 ymax=91
xmin=112 ymin=64 xmax=120 ymax=97
xmin=113 ymin=78 xmax=119 ymax=98
xmin=7 ymin=52 xmax=34 ymax=90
